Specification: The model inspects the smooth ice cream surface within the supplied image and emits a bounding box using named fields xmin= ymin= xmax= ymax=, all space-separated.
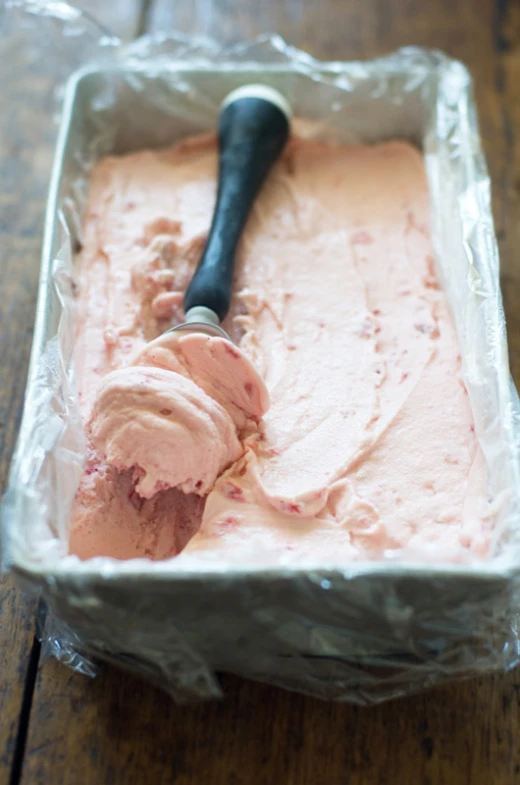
xmin=69 ymin=132 xmax=492 ymax=564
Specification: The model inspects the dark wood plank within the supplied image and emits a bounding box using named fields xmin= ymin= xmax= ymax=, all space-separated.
xmin=0 ymin=20 xmax=59 ymax=783
xmin=18 ymin=0 xmax=520 ymax=783
xmin=497 ymin=0 xmax=520 ymax=381
xmin=0 ymin=580 xmax=37 ymax=785
xmin=19 ymin=663 xmax=520 ymax=785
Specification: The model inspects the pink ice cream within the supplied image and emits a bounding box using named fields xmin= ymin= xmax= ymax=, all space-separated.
xmin=91 ymin=331 xmax=268 ymax=499
xmin=69 ymin=132 xmax=492 ymax=564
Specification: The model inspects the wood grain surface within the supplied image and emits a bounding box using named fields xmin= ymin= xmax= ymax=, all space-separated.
xmin=2 ymin=0 xmax=520 ymax=783
xmin=0 ymin=14 xmax=67 ymax=781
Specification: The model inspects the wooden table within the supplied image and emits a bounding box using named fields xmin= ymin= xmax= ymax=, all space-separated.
xmin=2 ymin=0 xmax=520 ymax=782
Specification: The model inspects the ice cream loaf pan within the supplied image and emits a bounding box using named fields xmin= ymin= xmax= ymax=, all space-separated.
xmin=4 ymin=48 xmax=520 ymax=704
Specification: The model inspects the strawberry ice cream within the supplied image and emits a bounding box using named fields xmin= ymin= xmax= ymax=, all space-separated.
xmin=69 ymin=132 xmax=492 ymax=564
xmin=91 ymin=330 xmax=268 ymax=499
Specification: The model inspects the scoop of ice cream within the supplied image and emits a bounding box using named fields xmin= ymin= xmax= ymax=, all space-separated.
xmin=90 ymin=331 xmax=269 ymax=499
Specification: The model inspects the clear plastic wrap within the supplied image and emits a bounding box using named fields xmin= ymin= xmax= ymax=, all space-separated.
xmin=2 ymin=2 xmax=520 ymax=704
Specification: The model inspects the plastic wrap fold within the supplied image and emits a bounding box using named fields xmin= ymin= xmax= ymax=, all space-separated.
xmin=2 ymin=1 xmax=520 ymax=704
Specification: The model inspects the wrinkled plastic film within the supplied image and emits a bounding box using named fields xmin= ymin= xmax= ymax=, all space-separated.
xmin=2 ymin=2 xmax=520 ymax=703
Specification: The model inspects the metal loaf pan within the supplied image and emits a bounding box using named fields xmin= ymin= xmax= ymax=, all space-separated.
xmin=4 ymin=47 xmax=520 ymax=703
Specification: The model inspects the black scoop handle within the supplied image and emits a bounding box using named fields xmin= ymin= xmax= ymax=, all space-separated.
xmin=183 ymin=86 xmax=291 ymax=322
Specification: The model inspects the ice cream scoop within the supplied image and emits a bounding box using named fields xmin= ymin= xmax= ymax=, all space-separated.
xmin=91 ymin=85 xmax=290 ymax=498
xmin=172 ymin=83 xmax=292 ymax=340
